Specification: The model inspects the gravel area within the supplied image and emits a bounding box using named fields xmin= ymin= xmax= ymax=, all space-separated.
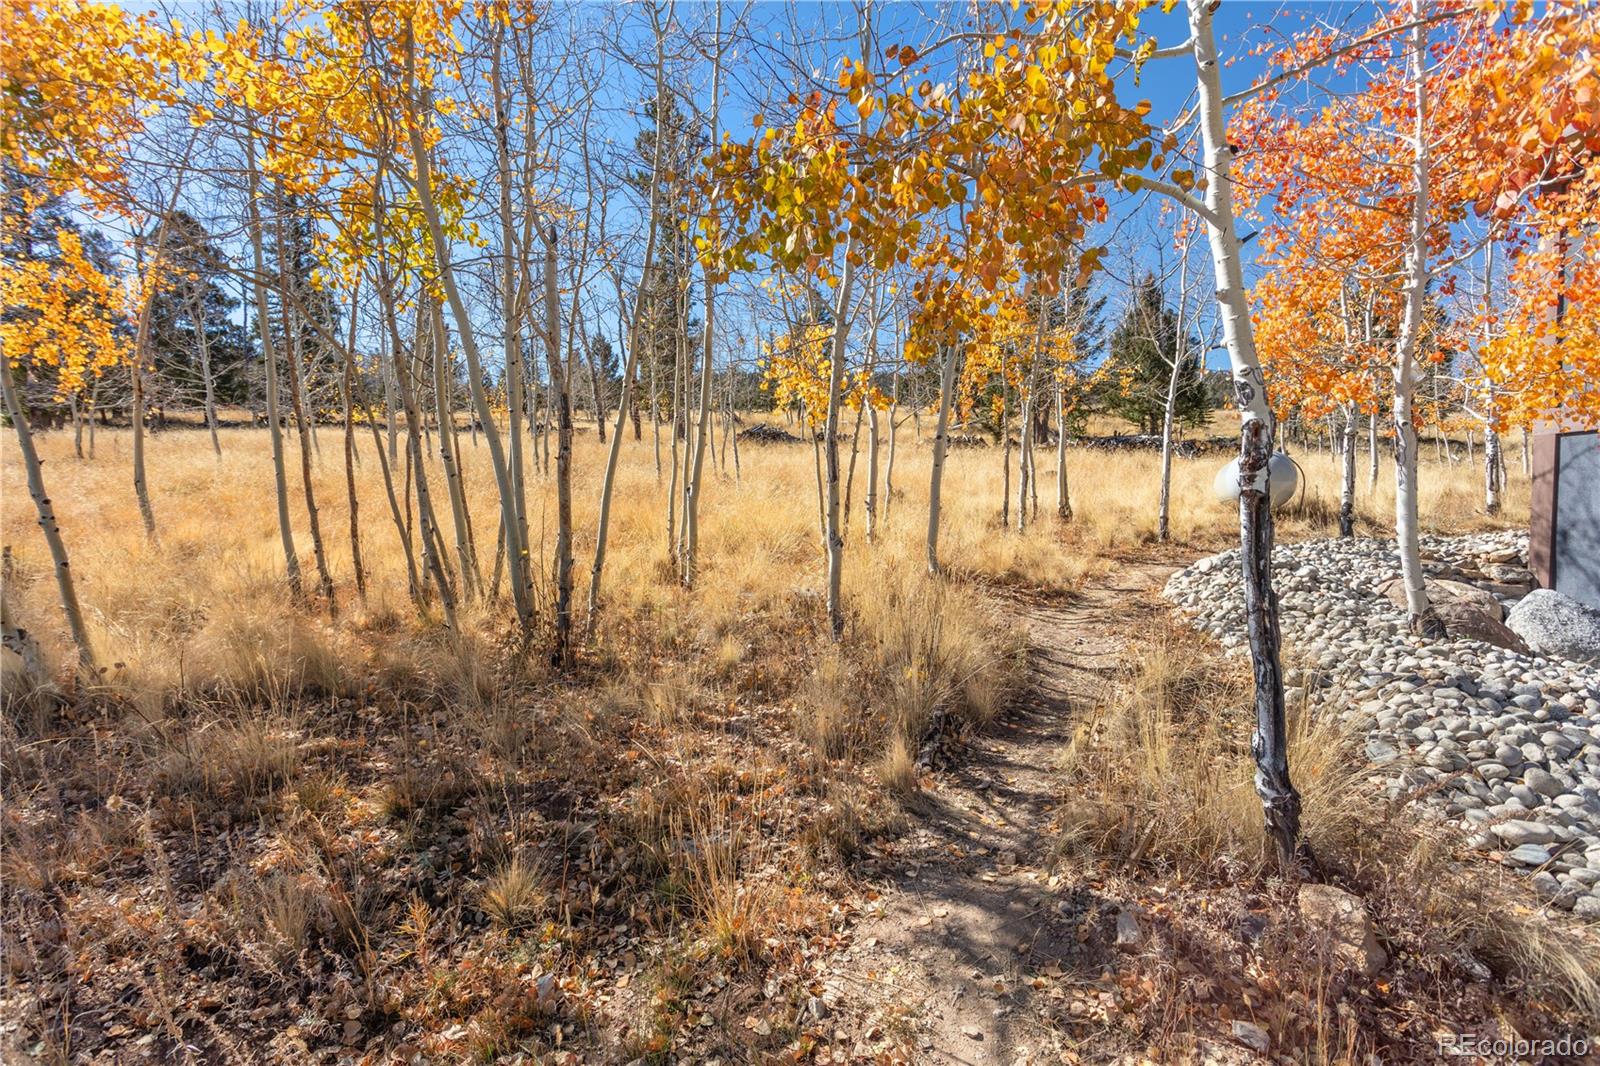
xmin=1164 ymin=532 xmax=1600 ymax=919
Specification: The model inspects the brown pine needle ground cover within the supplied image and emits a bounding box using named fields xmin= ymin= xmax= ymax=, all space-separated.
xmin=1 ymin=422 xmax=1552 ymax=1063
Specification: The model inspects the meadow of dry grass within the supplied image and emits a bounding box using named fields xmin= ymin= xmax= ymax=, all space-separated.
xmin=0 ymin=414 xmax=1536 ymax=1061
xmin=0 ymin=416 xmax=1526 ymax=685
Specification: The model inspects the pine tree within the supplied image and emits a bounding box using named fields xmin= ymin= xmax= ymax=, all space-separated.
xmin=147 ymin=210 xmax=253 ymax=410
xmin=1103 ymin=273 xmax=1208 ymax=434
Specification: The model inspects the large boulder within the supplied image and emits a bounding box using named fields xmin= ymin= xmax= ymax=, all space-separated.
xmin=1374 ymin=577 xmax=1528 ymax=651
xmin=1433 ymin=600 xmax=1530 ymax=654
xmin=1375 ymin=577 xmax=1502 ymax=619
xmin=1507 ymin=589 xmax=1600 ymax=666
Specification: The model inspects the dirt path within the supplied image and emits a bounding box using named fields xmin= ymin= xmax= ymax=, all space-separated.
xmin=831 ymin=561 xmax=1185 ymax=1065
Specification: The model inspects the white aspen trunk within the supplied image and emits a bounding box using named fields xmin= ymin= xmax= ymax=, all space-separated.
xmin=729 ymin=373 xmax=741 ymax=480
xmin=130 ymin=273 xmax=157 ymax=539
xmin=1481 ymin=241 xmax=1503 ymax=517
xmin=865 ymin=402 xmax=881 ymax=542
xmin=807 ymin=401 xmax=826 ymax=549
xmin=1391 ymin=4 xmax=1441 ymax=638
xmin=383 ymin=342 xmax=399 ymax=464
xmin=406 ymin=71 xmax=531 ymax=634
xmin=681 ymin=5 xmax=722 ymax=589
xmin=124 ymin=136 xmax=197 ymax=541
xmin=585 ymin=331 xmax=606 ymax=444
xmin=1029 ymin=426 xmax=1040 ymax=519
xmin=371 ymin=166 xmax=456 ymax=626
xmin=1188 ymin=0 xmax=1303 ymax=865
xmin=1368 ymin=409 xmax=1380 ymax=489
xmin=883 ymin=370 xmax=897 ymax=523
xmin=1156 ymin=363 xmax=1181 ymax=543
xmin=677 ymin=284 xmax=695 ymax=557
xmin=539 ymin=223 xmax=575 ymax=662
xmin=707 ymin=380 xmax=718 ymax=471
xmin=339 ymin=292 xmax=366 ymax=599
xmin=1016 ymin=388 xmax=1032 ymax=533
xmin=719 ymin=371 xmax=732 ymax=475
xmin=666 ymin=284 xmax=683 ymax=558
xmin=1485 ymin=427 xmax=1503 ymax=515
xmin=1336 ymin=288 xmax=1357 ymax=538
xmin=1018 ymin=307 xmax=1043 ymax=533
xmin=1056 ymin=384 xmax=1071 ymax=520
xmin=244 ymin=126 xmax=302 ymax=598
xmin=860 ymin=319 xmax=879 ymax=525
xmin=843 ymin=398 xmax=865 ymax=535
xmin=0 ymin=352 xmax=94 ymax=669
xmin=1340 ymin=404 xmax=1358 ymax=538
xmin=428 ymin=301 xmax=479 ymax=600
xmin=822 ymin=250 xmax=857 ymax=638
xmin=681 ymin=265 xmax=712 ymax=584
xmin=354 ymin=343 xmax=420 ymax=598
xmin=280 ymin=269 xmax=337 ymax=613
xmin=192 ymin=292 xmax=221 ymax=456
xmin=999 ymin=351 xmax=1012 ymax=529
xmin=1157 ymin=248 xmax=1192 ymax=543
xmin=293 ymin=318 xmax=321 ymax=461
xmin=491 ymin=23 xmax=531 ymax=626
xmin=926 ymin=344 xmax=959 ymax=575
xmin=272 ymin=201 xmax=338 ymax=611
xmin=588 ymin=104 xmax=666 ymax=619
xmin=650 ymin=341 xmax=662 ymax=479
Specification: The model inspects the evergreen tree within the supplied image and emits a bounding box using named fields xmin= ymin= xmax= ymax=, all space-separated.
xmin=632 ymin=88 xmax=704 ymax=423
xmin=262 ymin=190 xmax=338 ymax=417
xmin=147 ymin=210 xmax=254 ymax=409
xmin=1103 ymin=272 xmax=1209 ymax=434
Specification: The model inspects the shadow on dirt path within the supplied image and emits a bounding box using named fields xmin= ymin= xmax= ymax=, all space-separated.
xmin=829 ymin=561 xmax=1188 ymax=1064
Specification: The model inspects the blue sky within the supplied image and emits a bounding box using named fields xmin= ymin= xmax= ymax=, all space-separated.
xmin=103 ymin=1 xmax=1362 ymax=376
xmin=651 ymin=0 xmax=1317 ymax=372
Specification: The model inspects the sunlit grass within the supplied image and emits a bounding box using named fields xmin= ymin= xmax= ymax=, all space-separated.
xmin=1 ymin=413 xmax=1524 ymax=688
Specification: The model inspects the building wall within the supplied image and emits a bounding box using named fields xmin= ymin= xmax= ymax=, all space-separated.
xmin=1536 ymin=430 xmax=1600 ymax=608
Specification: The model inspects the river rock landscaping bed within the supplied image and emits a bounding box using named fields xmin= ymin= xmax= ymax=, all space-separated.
xmin=1164 ymin=531 xmax=1600 ymax=919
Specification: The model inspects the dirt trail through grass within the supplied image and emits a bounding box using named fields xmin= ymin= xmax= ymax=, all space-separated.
xmin=831 ymin=560 xmax=1186 ymax=1064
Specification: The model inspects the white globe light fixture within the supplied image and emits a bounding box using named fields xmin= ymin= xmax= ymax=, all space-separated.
xmin=1213 ymin=452 xmax=1299 ymax=508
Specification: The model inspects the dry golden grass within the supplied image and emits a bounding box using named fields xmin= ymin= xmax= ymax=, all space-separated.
xmin=478 ymin=857 xmax=547 ymax=931
xmin=1057 ymin=620 xmax=1371 ymax=878
xmin=0 ymin=412 xmax=1540 ymax=1061
xmin=0 ymin=414 xmax=1524 ymax=694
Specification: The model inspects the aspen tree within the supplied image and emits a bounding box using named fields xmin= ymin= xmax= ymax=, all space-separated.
xmin=1156 ymin=225 xmax=1195 ymax=544
xmin=273 ymin=187 xmax=337 ymax=612
xmin=338 ymin=287 xmax=366 ymax=598
xmin=243 ymin=125 xmax=303 ymax=599
xmin=428 ymin=301 xmax=479 ymax=601
xmin=402 ymin=27 xmax=529 ymax=638
xmin=925 ymin=344 xmax=959 ymax=576
xmin=1390 ymin=4 xmax=1443 ymax=636
xmin=681 ymin=0 xmax=724 ymax=589
xmin=189 ymin=289 xmax=221 ymax=456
